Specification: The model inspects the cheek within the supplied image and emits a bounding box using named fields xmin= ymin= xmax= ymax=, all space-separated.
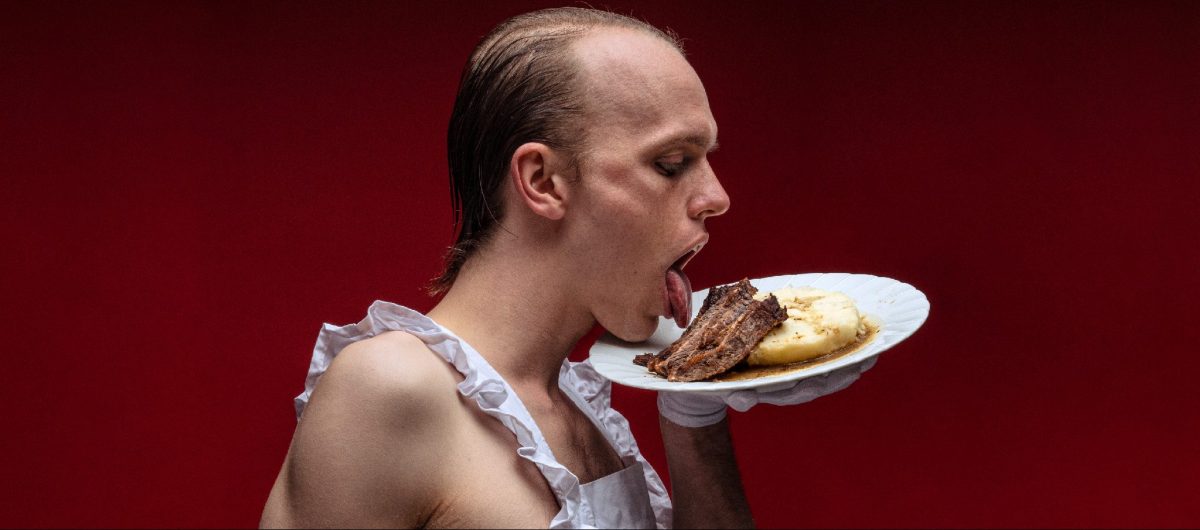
xmin=573 ymin=167 xmax=673 ymax=283
xmin=578 ymin=188 xmax=658 ymax=252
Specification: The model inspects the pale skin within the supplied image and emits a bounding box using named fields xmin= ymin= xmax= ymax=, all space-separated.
xmin=261 ymin=27 xmax=751 ymax=528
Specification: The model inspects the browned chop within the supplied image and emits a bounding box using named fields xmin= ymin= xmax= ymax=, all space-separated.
xmin=637 ymin=278 xmax=787 ymax=382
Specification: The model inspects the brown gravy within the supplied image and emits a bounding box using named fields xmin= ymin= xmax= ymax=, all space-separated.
xmin=710 ymin=317 xmax=880 ymax=382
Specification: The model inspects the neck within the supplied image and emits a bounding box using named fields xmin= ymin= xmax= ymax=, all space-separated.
xmin=426 ymin=240 xmax=595 ymax=398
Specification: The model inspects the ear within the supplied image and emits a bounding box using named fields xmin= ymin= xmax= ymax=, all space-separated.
xmin=509 ymin=142 xmax=571 ymax=220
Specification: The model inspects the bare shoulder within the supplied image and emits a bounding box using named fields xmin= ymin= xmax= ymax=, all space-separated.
xmin=261 ymin=331 xmax=462 ymax=528
xmin=323 ymin=331 xmax=459 ymax=411
xmin=301 ymin=331 xmax=463 ymax=436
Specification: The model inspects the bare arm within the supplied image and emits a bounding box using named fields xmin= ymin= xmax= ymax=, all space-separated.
xmin=260 ymin=333 xmax=456 ymax=528
xmin=660 ymin=415 xmax=754 ymax=529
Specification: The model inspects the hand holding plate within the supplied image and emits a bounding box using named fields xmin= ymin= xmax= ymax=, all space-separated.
xmin=657 ymin=357 xmax=876 ymax=427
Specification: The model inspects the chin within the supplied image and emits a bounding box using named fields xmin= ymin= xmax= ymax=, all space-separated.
xmin=606 ymin=316 xmax=659 ymax=343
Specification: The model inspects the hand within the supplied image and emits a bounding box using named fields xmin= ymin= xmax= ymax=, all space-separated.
xmin=657 ymin=357 xmax=878 ymax=428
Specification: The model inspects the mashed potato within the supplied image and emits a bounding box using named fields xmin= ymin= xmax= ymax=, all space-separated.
xmin=748 ymin=287 xmax=865 ymax=366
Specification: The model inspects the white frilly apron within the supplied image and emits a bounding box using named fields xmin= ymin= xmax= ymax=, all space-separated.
xmin=293 ymin=301 xmax=673 ymax=529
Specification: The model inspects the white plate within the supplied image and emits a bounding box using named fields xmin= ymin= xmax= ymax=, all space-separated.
xmin=589 ymin=273 xmax=930 ymax=393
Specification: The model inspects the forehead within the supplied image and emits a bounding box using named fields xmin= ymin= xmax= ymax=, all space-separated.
xmin=572 ymin=28 xmax=717 ymax=149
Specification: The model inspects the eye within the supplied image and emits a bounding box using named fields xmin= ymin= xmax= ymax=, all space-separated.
xmin=655 ymin=156 xmax=689 ymax=177
xmin=655 ymin=161 xmax=681 ymax=177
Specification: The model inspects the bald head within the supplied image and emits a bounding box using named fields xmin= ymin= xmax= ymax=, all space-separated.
xmin=571 ymin=28 xmax=718 ymax=166
xmin=574 ymin=28 xmax=702 ymax=115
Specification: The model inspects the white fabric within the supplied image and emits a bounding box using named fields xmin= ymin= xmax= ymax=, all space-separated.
xmin=656 ymin=392 xmax=727 ymax=428
xmin=657 ymin=357 xmax=878 ymax=427
xmin=294 ymin=300 xmax=672 ymax=529
xmin=580 ymin=460 xmax=656 ymax=528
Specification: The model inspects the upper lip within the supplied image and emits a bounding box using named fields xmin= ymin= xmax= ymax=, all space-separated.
xmin=670 ymin=234 xmax=709 ymax=271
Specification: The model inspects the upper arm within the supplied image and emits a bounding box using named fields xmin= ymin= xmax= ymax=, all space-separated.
xmin=262 ymin=332 xmax=459 ymax=528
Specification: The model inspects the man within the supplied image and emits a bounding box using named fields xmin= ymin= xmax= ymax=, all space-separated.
xmin=261 ymin=7 xmax=869 ymax=528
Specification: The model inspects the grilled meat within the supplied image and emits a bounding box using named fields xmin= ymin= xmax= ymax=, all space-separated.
xmin=637 ymin=278 xmax=787 ymax=382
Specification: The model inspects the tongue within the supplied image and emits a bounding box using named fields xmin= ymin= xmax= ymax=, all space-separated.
xmin=664 ymin=267 xmax=693 ymax=328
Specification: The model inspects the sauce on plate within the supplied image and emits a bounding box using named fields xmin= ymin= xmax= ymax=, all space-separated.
xmin=710 ymin=317 xmax=880 ymax=382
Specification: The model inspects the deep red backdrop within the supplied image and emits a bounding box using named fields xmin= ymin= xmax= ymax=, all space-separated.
xmin=2 ymin=1 xmax=1197 ymax=527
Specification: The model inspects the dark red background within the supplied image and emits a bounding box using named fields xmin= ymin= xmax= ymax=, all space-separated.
xmin=2 ymin=1 xmax=1197 ymax=527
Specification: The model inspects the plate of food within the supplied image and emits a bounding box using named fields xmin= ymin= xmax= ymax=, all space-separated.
xmin=589 ymin=273 xmax=930 ymax=393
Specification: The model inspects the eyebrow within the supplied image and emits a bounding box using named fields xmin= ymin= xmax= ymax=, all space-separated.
xmin=664 ymin=133 xmax=720 ymax=153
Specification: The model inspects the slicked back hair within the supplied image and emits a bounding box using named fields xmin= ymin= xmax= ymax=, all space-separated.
xmin=429 ymin=7 xmax=683 ymax=295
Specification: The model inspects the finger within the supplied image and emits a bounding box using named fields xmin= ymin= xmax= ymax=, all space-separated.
xmin=858 ymin=356 xmax=878 ymax=373
xmin=757 ymin=380 xmax=797 ymax=393
xmin=765 ymin=369 xmax=861 ymax=405
xmin=725 ymin=390 xmax=760 ymax=412
xmin=817 ymin=369 xmax=861 ymax=395
xmin=756 ymin=385 xmax=822 ymax=406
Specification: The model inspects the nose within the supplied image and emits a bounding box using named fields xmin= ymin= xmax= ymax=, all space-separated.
xmin=689 ymin=163 xmax=731 ymax=221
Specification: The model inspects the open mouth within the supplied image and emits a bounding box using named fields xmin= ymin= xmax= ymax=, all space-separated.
xmin=663 ymin=239 xmax=706 ymax=328
xmin=671 ymin=243 xmax=703 ymax=271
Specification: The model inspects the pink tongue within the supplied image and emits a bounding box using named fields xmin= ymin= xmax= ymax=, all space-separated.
xmin=664 ymin=267 xmax=693 ymax=328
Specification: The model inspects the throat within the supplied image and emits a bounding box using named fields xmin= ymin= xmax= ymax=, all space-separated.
xmin=427 ymin=274 xmax=594 ymax=394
